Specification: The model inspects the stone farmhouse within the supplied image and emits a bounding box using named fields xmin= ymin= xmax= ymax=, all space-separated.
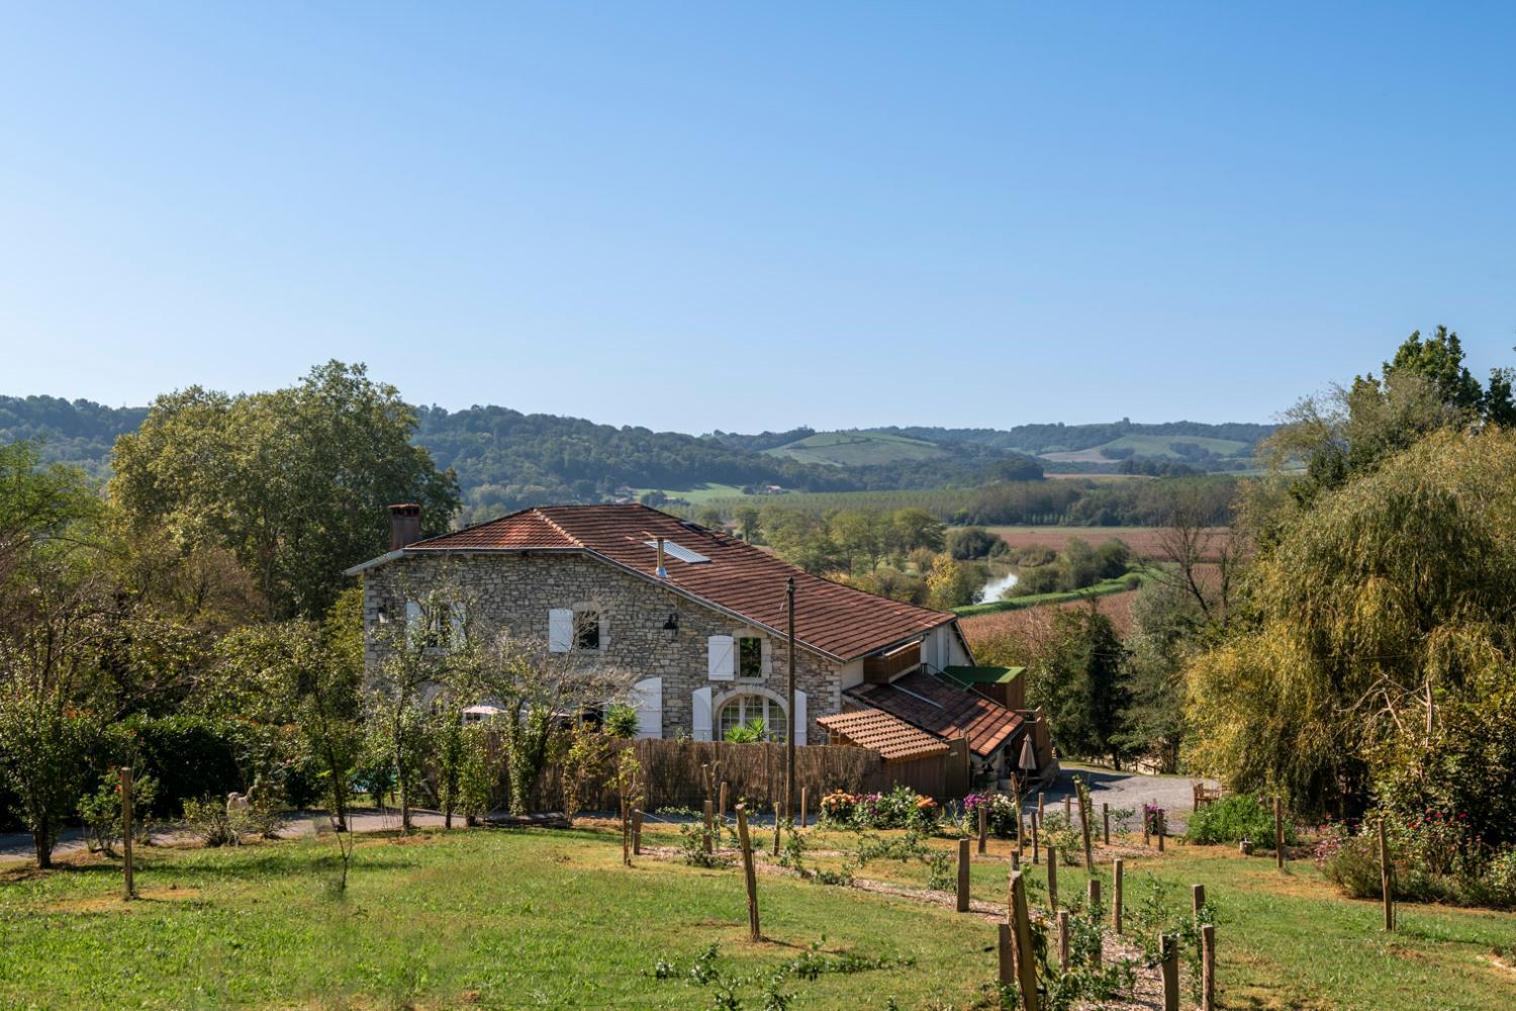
xmin=346 ymin=503 xmax=1040 ymax=784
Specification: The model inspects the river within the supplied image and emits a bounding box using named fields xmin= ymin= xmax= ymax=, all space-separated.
xmin=978 ymin=569 xmax=1019 ymax=604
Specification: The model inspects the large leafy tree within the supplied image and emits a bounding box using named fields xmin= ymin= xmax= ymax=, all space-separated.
xmin=1029 ymin=605 xmax=1131 ymax=768
xmin=110 ymin=362 xmax=458 ymax=619
xmin=1185 ymin=428 xmax=1516 ymax=841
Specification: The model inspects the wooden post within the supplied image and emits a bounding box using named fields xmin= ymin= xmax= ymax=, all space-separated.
xmin=799 ymin=787 xmax=807 ymax=829
xmin=719 ymin=781 xmax=728 ymax=823
xmin=1201 ymin=923 xmax=1216 ymax=1011
xmin=1080 ymin=791 xmax=1094 ymax=870
xmin=736 ymin=804 xmax=760 ymax=941
xmin=1031 ymin=812 xmax=1040 ymax=865
xmin=772 ymin=803 xmax=781 ymax=857
xmin=978 ymin=802 xmax=988 ymax=855
xmin=1057 ymin=909 xmax=1071 ymax=971
xmin=1088 ymin=878 xmax=1103 ymax=964
xmin=1102 ymin=802 xmax=1110 ymax=845
xmin=956 ymin=838 xmax=971 ymax=912
xmin=702 ymin=763 xmax=712 ymax=804
xmin=1015 ymin=785 xmax=1025 ymax=854
xmin=1112 ymin=858 xmax=1124 ymax=935
xmin=620 ymin=797 xmax=631 ymax=866
xmin=119 ymin=766 xmax=135 ymax=901
xmin=1192 ymin=883 xmax=1206 ymax=917
xmin=1379 ymin=817 xmax=1394 ymax=931
xmin=1037 ymin=791 xmax=1045 ymax=821
xmin=632 ymin=809 xmax=643 ymax=856
xmin=1157 ymin=810 xmax=1166 ymax=852
xmin=1143 ymin=808 xmax=1151 ymax=847
xmin=703 ymin=800 xmax=714 ymax=854
xmin=1064 ymin=795 xmax=1071 ymax=819
xmin=1274 ymin=796 xmax=1286 ymax=868
xmin=997 ymin=922 xmax=1014 ymax=988
xmin=1010 ymin=850 xmax=1019 ymax=871
xmin=1009 ymin=871 xmax=1040 ymax=1011
xmin=1047 ymin=846 xmax=1058 ymax=910
xmin=1160 ymin=933 xmax=1179 ymax=1011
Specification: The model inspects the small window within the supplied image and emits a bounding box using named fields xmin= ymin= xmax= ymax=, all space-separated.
xmin=737 ymin=636 xmax=763 ymax=679
xmin=717 ymin=694 xmax=787 ymax=742
xmin=575 ymin=608 xmax=601 ymax=651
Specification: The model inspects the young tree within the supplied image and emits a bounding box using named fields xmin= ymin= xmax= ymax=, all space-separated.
xmin=452 ymin=630 xmax=635 ymax=816
xmin=0 ymin=669 xmax=97 ymax=868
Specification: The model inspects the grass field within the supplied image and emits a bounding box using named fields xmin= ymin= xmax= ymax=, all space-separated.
xmin=765 ymin=431 xmax=948 ymax=468
xmin=637 ymin=483 xmax=748 ymax=505
xmin=1038 ymin=434 xmax=1254 ymax=464
xmin=959 ymin=588 xmax=1140 ymax=642
xmin=3 ymin=823 xmax=1510 ymax=1010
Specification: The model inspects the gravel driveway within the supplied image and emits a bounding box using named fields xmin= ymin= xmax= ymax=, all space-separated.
xmin=1029 ymin=763 xmax=1218 ymax=832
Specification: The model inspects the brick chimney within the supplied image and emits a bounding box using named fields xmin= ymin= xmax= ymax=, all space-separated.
xmin=388 ymin=503 xmax=422 ymax=550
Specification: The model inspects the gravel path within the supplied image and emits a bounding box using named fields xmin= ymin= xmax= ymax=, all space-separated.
xmin=1031 ymin=764 xmax=1218 ymax=832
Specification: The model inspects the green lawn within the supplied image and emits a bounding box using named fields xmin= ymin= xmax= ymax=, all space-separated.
xmin=797 ymin=830 xmax=1516 ymax=1011
xmin=952 ymin=567 xmax=1150 ymax=617
xmin=0 ymin=827 xmax=998 ymax=1010
xmin=5 ymin=826 xmax=1510 ymax=1010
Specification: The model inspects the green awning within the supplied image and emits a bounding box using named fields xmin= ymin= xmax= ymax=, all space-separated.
xmin=944 ymin=665 xmax=1024 ymax=685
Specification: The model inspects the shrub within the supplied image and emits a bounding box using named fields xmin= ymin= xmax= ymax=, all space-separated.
xmin=77 ymin=772 xmax=158 ymax=854
xmin=1187 ymin=794 xmax=1299 ymax=846
xmin=118 ymin=716 xmax=244 ymax=818
xmin=181 ymin=796 xmax=242 ymax=847
xmin=604 ymin=704 xmax=639 ymax=739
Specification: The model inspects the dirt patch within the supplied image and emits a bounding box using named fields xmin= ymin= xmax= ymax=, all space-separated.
xmin=48 ymin=886 xmax=203 ymax=913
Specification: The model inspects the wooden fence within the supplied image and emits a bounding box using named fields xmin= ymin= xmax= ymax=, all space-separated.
xmin=509 ymin=738 xmax=969 ymax=814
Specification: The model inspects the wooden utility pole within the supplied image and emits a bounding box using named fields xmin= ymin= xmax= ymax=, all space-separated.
xmin=785 ymin=577 xmax=797 ymax=821
xmin=120 ymin=766 xmax=135 ymax=901
xmin=736 ymin=805 xmax=761 ymax=940
xmin=1379 ymin=817 xmax=1394 ymax=931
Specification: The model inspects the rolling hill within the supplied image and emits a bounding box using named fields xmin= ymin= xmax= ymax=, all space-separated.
xmin=764 ymin=430 xmax=949 ymax=467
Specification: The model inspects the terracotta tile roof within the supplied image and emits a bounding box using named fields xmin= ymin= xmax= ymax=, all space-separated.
xmin=817 ymin=708 xmax=951 ymax=761
xmin=845 ymin=670 xmax=1023 ymax=759
xmin=392 ymin=504 xmax=955 ymax=661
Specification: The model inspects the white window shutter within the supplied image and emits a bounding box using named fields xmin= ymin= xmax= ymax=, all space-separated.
xmin=691 ymin=686 xmax=713 ymax=741
xmin=707 ymin=635 xmax=735 ymax=681
xmin=548 ymin=608 xmax=573 ymax=652
xmin=794 ymin=689 xmax=807 ymax=746
xmin=632 ymin=677 xmax=662 ymax=739
xmin=450 ymin=602 xmax=467 ymax=649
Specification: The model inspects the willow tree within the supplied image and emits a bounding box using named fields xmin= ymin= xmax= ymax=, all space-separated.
xmin=1185 ymin=428 xmax=1516 ymax=840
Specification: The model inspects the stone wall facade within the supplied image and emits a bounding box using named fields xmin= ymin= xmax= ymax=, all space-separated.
xmin=362 ymin=551 xmax=843 ymax=743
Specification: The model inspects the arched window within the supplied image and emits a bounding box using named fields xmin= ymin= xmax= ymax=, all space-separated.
xmin=717 ymin=693 xmax=787 ymax=742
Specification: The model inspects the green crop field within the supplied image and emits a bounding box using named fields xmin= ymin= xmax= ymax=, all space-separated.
xmin=1040 ymin=433 xmax=1255 ymax=464
xmin=765 ymin=431 xmax=948 ymax=468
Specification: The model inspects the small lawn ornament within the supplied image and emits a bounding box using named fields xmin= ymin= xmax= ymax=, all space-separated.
xmin=1239 ymin=836 xmax=1253 ymax=856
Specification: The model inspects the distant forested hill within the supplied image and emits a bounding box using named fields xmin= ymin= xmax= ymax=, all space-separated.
xmin=0 ymin=395 xmax=1041 ymax=517
xmin=0 ymin=395 xmax=147 ymax=479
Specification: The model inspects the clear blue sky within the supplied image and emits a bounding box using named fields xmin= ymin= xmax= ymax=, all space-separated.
xmin=2 ymin=2 xmax=1513 ymax=433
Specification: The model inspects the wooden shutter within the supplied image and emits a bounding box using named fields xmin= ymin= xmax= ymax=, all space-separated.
xmin=632 ymin=677 xmax=663 ymax=739
xmin=707 ymin=635 xmax=735 ymax=681
xmin=691 ymin=687 xmax=713 ymax=741
xmin=548 ymin=608 xmax=573 ymax=652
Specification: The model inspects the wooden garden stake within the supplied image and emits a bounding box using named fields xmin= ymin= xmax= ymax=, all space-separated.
xmin=1010 ymin=850 xmax=1020 ymax=871
xmin=1102 ymin=802 xmax=1110 ymax=845
xmin=978 ymin=801 xmax=988 ymax=854
xmin=1201 ymin=923 xmax=1216 ymax=1011
xmin=120 ymin=766 xmax=135 ymax=901
xmin=956 ymin=838 xmax=971 ymax=912
xmin=702 ymin=763 xmax=712 ymax=804
xmin=718 ymin=781 xmax=728 ymax=823
xmin=997 ymin=922 xmax=1014 ymax=987
xmin=1160 ymin=933 xmax=1179 ymax=1011
xmin=1379 ymin=817 xmax=1394 ymax=931
xmin=799 ymin=786 xmax=807 ymax=829
xmin=632 ymin=808 xmax=643 ymax=856
xmin=703 ymin=800 xmax=714 ymax=854
xmin=1064 ymin=795 xmax=1071 ymax=819
xmin=1057 ymin=910 xmax=1070 ymax=971
xmin=1031 ymin=812 xmax=1040 ymax=865
xmin=1088 ymin=879 xmax=1102 ymax=964
xmin=1009 ymin=871 xmax=1040 ymax=1011
xmin=1047 ymin=846 xmax=1058 ymax=910
xmin=620 ymin=797 xmax=631 ymax=866
xmin=1157 ymin=811 xmax=1166 ymax=852
xmin=1079 ymin=790 xmax=1093 ymax=870
xmin=1112 ymin=858 xmax=1124 ymax=935
xmin=735 ymin=804 xmax=760 ymax=941
xmin=1037 ymin=791 xmax=1045 ymax=820
xmin=1192 ymin=883 xmax=1206 ymax=917
xmin=1143 ymin=809 xmax=1151 ymax=848
xmin=772 ymin=803 xmax=782 ymax=857
xmin=1274 ymin=796 xmax=1285 ymax=868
